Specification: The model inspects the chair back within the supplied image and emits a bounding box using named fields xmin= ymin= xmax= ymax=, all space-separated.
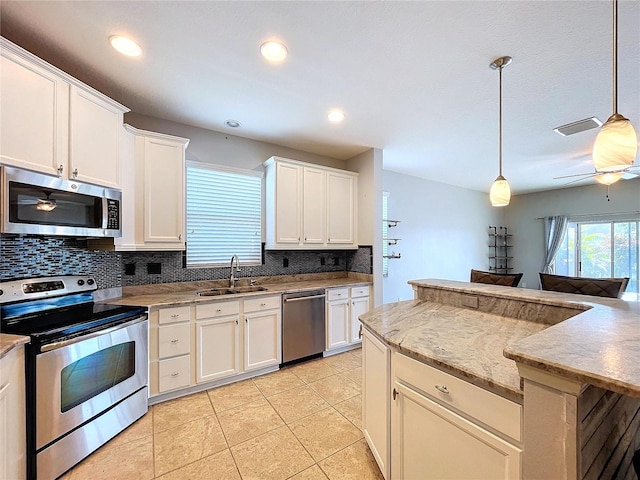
xmin=539 ymin=273 xmax=629 ymax=298
xmin=470 ymin=269 xmax=523 ymax=287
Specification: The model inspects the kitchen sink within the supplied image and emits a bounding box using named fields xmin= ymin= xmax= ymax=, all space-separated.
xmin=196 ymin=286 xmax=268 ymax=296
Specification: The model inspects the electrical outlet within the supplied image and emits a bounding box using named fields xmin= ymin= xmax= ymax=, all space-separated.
xmin=522 ymin=282 xmax=527 ymax=288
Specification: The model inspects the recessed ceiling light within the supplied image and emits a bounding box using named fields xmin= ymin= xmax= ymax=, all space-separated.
xmin=328 ymin=109 xmax=345 ymax=123
xmin=109 ymin=35 xmax=142 ymax=57
xmin=260 ymin=41 xmax=288 ymax=62
xmin=225 ymin=119 xmax=241 ymax=128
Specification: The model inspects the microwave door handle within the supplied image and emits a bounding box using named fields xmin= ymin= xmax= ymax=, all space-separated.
xmin=101 ymin=196 xmax=108 ymax=229
xmin=40 ymin=314 xmax=148 ymax=352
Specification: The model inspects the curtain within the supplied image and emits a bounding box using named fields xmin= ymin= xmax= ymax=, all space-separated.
xmin=541 ymin=215 xmax=569 ymax=274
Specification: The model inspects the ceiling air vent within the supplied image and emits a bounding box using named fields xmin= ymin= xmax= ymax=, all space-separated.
xmin=553 ymin=117 xmax=602 ymax=136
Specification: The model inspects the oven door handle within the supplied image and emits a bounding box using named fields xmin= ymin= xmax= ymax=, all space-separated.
xmin=40 ymin=314 xmax=148 ymax=353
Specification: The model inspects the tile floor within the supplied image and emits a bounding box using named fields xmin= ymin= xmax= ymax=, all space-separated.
xmin=61 ymin=348 xmax=383 ymax=480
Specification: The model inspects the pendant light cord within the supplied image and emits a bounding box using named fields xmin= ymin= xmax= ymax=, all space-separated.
xmin=612 ymin=0 xmax=618 ymax=115
xmin=499 ymin=65 xmax=503 ymax=177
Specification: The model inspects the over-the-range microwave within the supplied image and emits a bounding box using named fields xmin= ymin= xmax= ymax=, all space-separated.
xmin=0 ymin=166 xmax=122 ymax=237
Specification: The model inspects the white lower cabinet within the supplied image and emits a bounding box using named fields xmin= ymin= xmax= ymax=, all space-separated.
xmin=196 ymin=316 xmax=241 ymax=383
xmin=243 ymin=296 xmax=281 ymax=372
xmin=0 ymin=344 xmax=26 ymax=480
xmin=362 ymin=328 xmax=390 ymax=480
xmin=390 ymin=352 xmax=522 ymax=480
xmin=326 ymin=286 xmax=370 ymax=350
xmin=151 ymin=295 xmax=282 ymax=399
xmin=153 ymin=306 xmax=192 ymax=395
xmin=158 ymin=355 xmax=191 ymax=393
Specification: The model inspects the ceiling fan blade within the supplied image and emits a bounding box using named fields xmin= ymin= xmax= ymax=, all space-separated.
xmin=553 ymin=172 xmax=596 ymax=180
xmin=563 ymin=176 xmax=593 ymax=186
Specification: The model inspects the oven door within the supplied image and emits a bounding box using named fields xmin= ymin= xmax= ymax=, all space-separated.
xmin=35 ymin=315 xmax=148 ymax=450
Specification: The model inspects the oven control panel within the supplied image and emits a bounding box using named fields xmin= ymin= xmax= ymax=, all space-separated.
xmin=0 ymin=276 xmax=97 ymax=303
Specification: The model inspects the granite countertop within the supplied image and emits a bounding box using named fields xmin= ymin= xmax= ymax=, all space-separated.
xmin=359 ymin=299 xmax=545 ymax=403
xmin=102 ymin=276 xmax=371 ymax=308
xmin=360 ymin=279 xmax=640 ymax=402
xmin=0 ymin=333 xmax=29 ymax=359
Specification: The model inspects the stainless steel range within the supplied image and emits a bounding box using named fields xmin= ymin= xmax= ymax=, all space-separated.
xmin=0 ymin=276 xmax=148 ymax=480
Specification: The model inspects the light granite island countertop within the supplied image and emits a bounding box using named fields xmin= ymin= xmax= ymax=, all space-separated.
xmin=360 ymin=278 xmax=640 ymax=480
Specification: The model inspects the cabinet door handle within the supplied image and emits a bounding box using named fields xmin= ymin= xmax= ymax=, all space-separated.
xmin=72 ymin=168 xmax=78 ymax=178
xmin=170 ymin=314 xmax=180 ymax=318
xmin=393 ymin=388 xmax=398 ymax=400
xmin=171 ymin=339 xmax=179 ymax=344
xmin=358 ymin=324 xmax=363 ymax=339
xmin=57 ymin=165 xmax=64 ymax=175
xmin=260 ymin=303 xmax=266 ymax=307
xmin=435 ymin=385 xmax=450 ymax=395
xmin=216 ymin=309 xmax=222 ymax=312
xmin=171 ymin=372 xmax=180 ymax=377
xmin=179 ymin=233 xmax=182 ymax=240
xmin=245 ymin=317 xmax=248 ymax=323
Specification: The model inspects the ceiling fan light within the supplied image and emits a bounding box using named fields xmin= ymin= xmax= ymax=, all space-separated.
xmin=490 ymin=176 xmax=511 ymax=207
xmin=594 ymin=171 xmax=624 ymax=185
xmin=593 ymin=115 xmax=638 ymax=172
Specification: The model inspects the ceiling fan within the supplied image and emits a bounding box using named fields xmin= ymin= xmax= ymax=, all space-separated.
xmin=553 ymin=166 xmax=639 ymax=186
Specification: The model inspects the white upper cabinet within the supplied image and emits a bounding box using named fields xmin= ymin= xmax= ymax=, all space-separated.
xmin=68 ymin=85 xmax=123 ymax=188
xmin=0 ymin=38 xmax=128 ymax=188
xmin=264 ymin=156 xmax=358 ymax=250
xmin=273 ymin=161 xmax=302 ymax=244
xmin=327 ymin=171 xmax=356 ymax=245
xmin=303 ymin=166 xmax=326 ymax=244
xmin=102 ymin=125 xmax=189 ymax=251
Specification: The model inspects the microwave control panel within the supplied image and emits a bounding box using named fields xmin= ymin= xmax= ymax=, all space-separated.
xmin=106 ymin=199 xmax=120 ymax=230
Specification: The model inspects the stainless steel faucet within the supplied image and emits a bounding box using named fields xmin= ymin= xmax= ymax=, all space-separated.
xmin=229 ymin=255 xmax=240 ymax=288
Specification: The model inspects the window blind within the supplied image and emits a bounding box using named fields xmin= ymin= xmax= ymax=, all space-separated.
xmin=186 ymin=163 xmax=262 ymax=267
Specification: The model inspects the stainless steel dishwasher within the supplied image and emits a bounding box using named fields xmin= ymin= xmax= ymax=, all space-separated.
xmin=282 ymin=289 xmax=326 ymax=364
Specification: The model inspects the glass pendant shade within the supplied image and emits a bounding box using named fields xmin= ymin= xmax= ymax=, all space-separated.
xmin=490 ymin=175 xmax=511 ymax=207
xmin=593 ymin=114 xmax=638 ymax=172
xmin=594 ymin=171 xmax=624 ymax=185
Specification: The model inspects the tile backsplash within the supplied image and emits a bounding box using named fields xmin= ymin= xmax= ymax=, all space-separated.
xmin=1 ymin=234 xmax=372 ymax=289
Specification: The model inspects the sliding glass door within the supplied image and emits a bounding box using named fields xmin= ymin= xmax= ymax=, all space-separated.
xmin=555 ymin=220 xmax=639 ymax=298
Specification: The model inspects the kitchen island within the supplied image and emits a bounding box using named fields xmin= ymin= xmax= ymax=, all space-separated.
xmin=359 ymin=279 xmax=640 ymax=480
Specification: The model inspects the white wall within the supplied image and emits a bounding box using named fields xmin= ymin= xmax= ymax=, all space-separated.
xmin=125 ymin=112 xmax=347 ymax=171
xmin=347 ymin=148 xmax=384 ymax=306
xmin=505 ymin=178 xmax=640 ymax=290
xmin=382 ymin=170 xmax=503 ymax=303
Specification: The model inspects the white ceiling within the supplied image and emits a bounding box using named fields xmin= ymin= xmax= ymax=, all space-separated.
xmin=1 ymin=1 xmax=639 ymax=194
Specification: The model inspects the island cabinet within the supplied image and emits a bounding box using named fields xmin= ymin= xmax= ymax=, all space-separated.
xmin=1 ymin=37 xmax=128 ymax=188
xmin=390 ymin=353 xmax=522 ymax=480
xmin=0 ymin=344 xmax=26 ymax=480
xmin=326 ymin=286 xmax=370 ymax=351
xmin=264 ymin=156 xmax=359 ymax=250
xmin=150 ymin=295 xmax=281 ymax=400
xmin=362 ymin=328 xmax=391 ymax=480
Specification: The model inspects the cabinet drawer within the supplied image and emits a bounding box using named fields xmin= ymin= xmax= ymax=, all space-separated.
xmin=244 ymin=295 xmax=281 ymax=313
xmin=158 ymin=323 xmax=191 ymax=358
xmin=158 ymin=355 xmax=190 ymax=393
xmin=327 ymin=288 xmax=349 ymax=301
xmin=350 ymin=285 xmax=370 ymax=298
xmin=393 ymin=352 xmax=521 ymax=442
xmin=158 ymin=306 xmax=191 ymax=324
xmin=196 ymin=300 xmax=240 ymax=320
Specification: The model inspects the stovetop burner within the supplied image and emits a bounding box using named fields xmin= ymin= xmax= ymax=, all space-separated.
xmin=0 ymin=275 xmax=146 ymax=345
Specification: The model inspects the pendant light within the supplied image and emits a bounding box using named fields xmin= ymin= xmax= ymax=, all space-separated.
xmin=592 ymin=0 xmax=638 ymax=174
xmin=489 ymin=56 xmax=512 ymax=207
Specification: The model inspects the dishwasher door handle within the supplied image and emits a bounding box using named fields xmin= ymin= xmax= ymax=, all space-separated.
xmin=283 ymin=294 xmax=326 ymax=303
